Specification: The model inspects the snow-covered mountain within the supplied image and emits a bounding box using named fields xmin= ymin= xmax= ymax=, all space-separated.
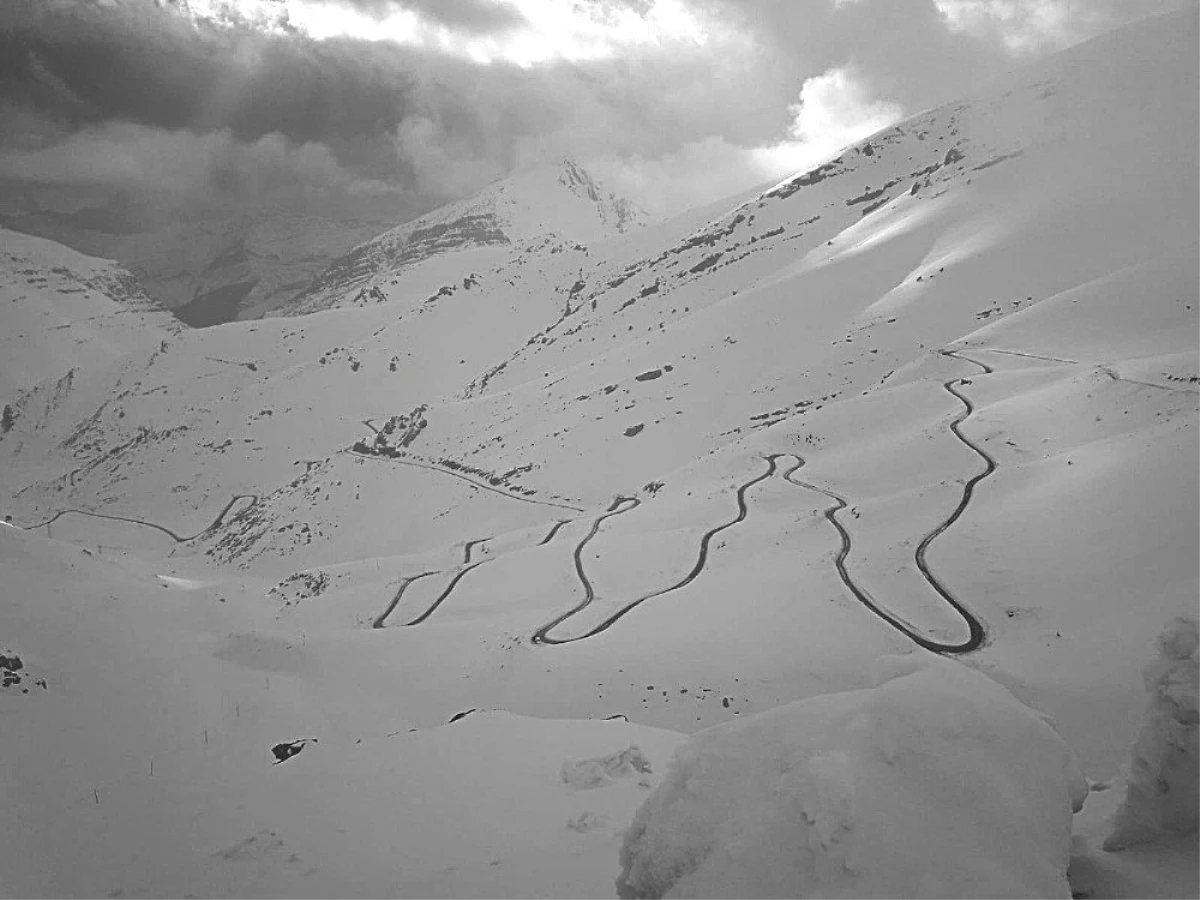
xmin=0 ymin=228 xmax=184 ymax=506
xmin=2 ymin=205 xmax=390 ymax=325
xmin=282 ymin=159 xmax=646 ymax=316
xmin=0 ymin=9 xmax=1195 ymax=898
xmin=0 ymin=226 xmax=177 ymax=395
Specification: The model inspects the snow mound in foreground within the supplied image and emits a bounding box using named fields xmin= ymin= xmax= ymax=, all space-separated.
xmin=1103 ymin=617 xmax=1199 ymax=851
xmin=617 ymin=656 xmax=1088 ymax=899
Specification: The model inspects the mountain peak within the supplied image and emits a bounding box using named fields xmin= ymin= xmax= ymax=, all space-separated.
xmin=288 ymin=157 xmax=647 ymax=313
xmin=557 ymin=159 xmax=601 ymax=201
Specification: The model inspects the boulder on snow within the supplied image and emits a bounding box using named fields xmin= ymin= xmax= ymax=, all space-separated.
xmin=617 ymin=656 xmax=1087 ymax=899
xmin=1103 ymin=617 xmax=1199 ymax=851
xmin=271 ymin=738 xmax=317 ymax=765
xmin=0 ymin=647 xmax=24 ymax=688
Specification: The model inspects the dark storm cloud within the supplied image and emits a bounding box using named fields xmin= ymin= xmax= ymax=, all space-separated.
xmin=0 ymin=0 xmax=423 ymax=216
xmin=0 ymin=0 xmax=1188 ymax=219
xmin=0 ymin=0 xmax=777 ymax=154
xmin=0 ymin=0 xmax=789 ymax=211
xmin=0 ymin=1 xmax=414 ymax=146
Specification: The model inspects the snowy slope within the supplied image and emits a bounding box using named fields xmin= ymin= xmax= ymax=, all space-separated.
xmin=0 ymin=227 xmax=176 ymax=391
xmin=4 ymin=206 xmax=391 ymax=324
xmin=0 ymin=8 xmax=1195 ymax=898
xmin=0 ymin=522 xmax=686 ymax=898
xmin=282 ymin=160 xmax=646 ymax=316
xmin=0 ymin=228 xmax=182 ymax=508
xmin=618 ymin=656 xmax=1088 ymax=898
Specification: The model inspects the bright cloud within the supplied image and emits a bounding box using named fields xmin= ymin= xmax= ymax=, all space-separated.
xmin=1 ymin=0 xmax=1173 ymax=224
xmin=754 ymin=66 xmax=904 ymax=184
xmin=178 ymin=0 xmax=296 ymax=32
xmin=584 ymin=66 xmax=905 ymax=217
xmin=935 ymin=0 xmax=1095 ymax=53
xmin=191 ymin=0 xmax=712 ymax=66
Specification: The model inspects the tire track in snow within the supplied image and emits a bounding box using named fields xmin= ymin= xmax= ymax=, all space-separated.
xmin=969 ymin=346 xmax=1197 ymax=394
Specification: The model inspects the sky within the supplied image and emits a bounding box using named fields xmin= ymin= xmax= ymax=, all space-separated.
xmin=0 ymin=0 xmax=1185 ymax=222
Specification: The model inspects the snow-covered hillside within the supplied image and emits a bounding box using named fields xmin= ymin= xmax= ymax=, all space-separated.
xmin=0 ymin=229 xmax=182 ymax=479
xmin=0 ymin=228 xmax=175 ymax=387
xmin=0 ymin=8 xmax=1195 ymax=898
xmin=282 ymin=160 xmax=646 ymax=316
xmin=4 ymin=206 xmax=389 ymax=324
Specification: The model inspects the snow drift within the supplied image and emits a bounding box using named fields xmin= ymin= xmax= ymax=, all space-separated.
xmin=616 ymin=656 xmax=1088 ymax=899
xmin=1103 ymin=617 xmax=1199 ymax=850
xmin=561 ymin=744 xmax=653 ymax=790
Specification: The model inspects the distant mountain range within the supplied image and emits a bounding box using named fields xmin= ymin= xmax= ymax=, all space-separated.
xmin=1 ymin=159 xmax=646 ymax=326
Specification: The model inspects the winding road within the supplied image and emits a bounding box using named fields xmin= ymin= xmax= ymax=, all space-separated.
xmin=528 ymin=497 xmax=641 ymax=643
xmin=376 ymin=349 xmax=996 ymax=653
xmin=16 ymin=493 xmax=258 ymax=544
xmin=372 ymin=570 xmax=440 ymax=628
xmin=911 ymin=350 xmax=995 ymax=650
xmin=372 ymin=520 xmax=587 ymax=629
xmin=373 ymin=518 xmax=579 ymax=628
xmin=387 ymin=536 xmax=497 ymax=627
xmin=777 ymin=349 xmax=992 ymax=653
xmin=401 ymin=562 xmax=493 ymax=626
xmin=526 ymin=349 xmax=993 ymax=651
xmin=531 ymin=460 xmax=781 ymax=645
xmin=537 ymin=519 xmax=574 ymax=546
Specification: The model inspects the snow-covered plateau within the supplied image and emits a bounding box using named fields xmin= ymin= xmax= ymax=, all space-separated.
xmin=0 ymin=8 xmax=1195 ymax=899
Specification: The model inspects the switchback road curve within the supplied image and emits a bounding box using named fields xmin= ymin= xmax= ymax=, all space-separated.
xmin=391 ymin=349 xmax=995 ymax=653
xmin=531 ymin=459 xmax=780 ymax=645
xmin=529 ymin=351 xmax=993 ymax=651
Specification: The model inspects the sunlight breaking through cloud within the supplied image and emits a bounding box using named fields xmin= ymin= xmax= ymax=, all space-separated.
xmin=184 ymin=0 xmax=712 ymax=65
xmin=754 ymin=66 xmax=905 ymax=187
